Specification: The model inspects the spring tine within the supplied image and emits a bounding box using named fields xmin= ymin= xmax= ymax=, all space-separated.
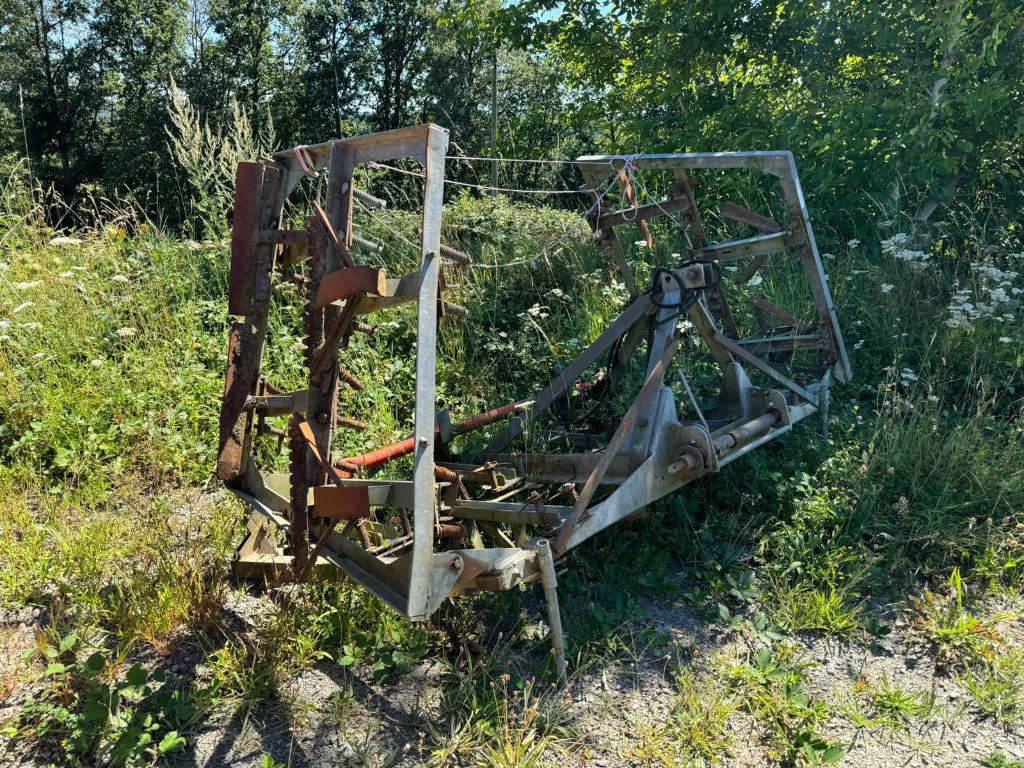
xmin=399 ymin=510 xmax=413 ymax=536
xmin=442 ymin=302 xmax=469 ymax=323
xmin=352 ymin=234 xmax=383 ymax=254
xmin=435 ymin=521 xmax=466 ymax=539
xmin=337 ymin=416 xmax=367 ymax=432
xmin=338 ymin=367 xmax=365 ymax=391
xmin=435 ymin=465 xmax=459 ymax=483
xmin=558 ymin=482 xmax=580 ymax=504
xmin=354 ymin=188 xmax=387 ymax=210
xmin=355 ymin=519 xmax=373 ymax=548
xmin=440 ymin=244 xmax=472 ymax=266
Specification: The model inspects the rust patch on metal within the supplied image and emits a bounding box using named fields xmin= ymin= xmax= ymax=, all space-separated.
xmin=313 ymin=485 xmax=371 ymax=521
xmin=217 ymin=321 xmax=259 ymax=482
xmin=314 ymin=266 xmax=388 ymax=308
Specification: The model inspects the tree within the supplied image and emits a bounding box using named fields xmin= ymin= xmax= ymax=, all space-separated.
xmin=0 ymin=0 xmax=104 ymax=199
xmin=292 ymin=0 xmax=373 ymax=141
xmin=368 ymin=0 xmax=433 ymax=130
xmin=491 ymin=0 xmax=1024 ymax=227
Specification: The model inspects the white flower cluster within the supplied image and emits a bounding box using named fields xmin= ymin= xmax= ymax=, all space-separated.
xmin=881 ymin=233 xmax=930 ymax=265
xmin=946 ymin=262 xmax=1020 ymax=330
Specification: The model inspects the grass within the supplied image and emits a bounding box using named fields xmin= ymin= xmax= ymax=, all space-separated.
xmin=835 ymin=674 xmax=938 ymax=732
xmin=1 ymin=163 xmax=1024 ymax=765
xmin=957 ymin=649 xmax=1024 ymax=724
xmin=629 ymin=665 xmax=739 ymax=767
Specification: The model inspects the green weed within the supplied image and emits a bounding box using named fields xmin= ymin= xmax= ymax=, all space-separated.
xmin=727 ymin=645 xmax=844 ymax=767
xmin=957 ymin=648 xmax=1024 ymax=724
xmin=8 ymin=633 xmax=187 ymax=767
xmin=911 ymin=568 xmax=1002 ymax=667
xmin=630 ymin=666 xmax=739 ymax=766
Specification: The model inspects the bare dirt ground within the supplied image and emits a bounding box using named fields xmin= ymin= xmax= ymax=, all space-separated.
xmin=3 ymin=569 xmax=1022 ymax=768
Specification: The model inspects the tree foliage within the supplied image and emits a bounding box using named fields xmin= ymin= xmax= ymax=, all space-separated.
xmin=1 ymin=0 xmax=1021 ymax=233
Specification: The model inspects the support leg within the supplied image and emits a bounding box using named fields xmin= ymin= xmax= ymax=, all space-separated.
xmin=536 ymin=539 xmax=568 ymax=686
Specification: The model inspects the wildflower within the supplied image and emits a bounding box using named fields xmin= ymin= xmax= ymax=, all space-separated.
xmin=847 ymin=239 xmax=860 ymax=248
xmin=13 ymin=302 xmax=32 ymax=314
xmin=999 ymin=337 xmax=1012 ymax=343
xmin=927 ymin=395 xmax=940 ymax=403
xmin=91 ymin=358 xmax=104 ymax=367
xmin=880 ymin=284 xmax=894 ymax=294
xmin=881 ymin=233 xmax=910 ymax=251
xmin=899 ymin=368 xmax=919 ymax=384
xmin=14 ymin=281 xmax=41 ymax=291
xmin=634 ymin=240 xmax=648 ymax=248
xmin=853 ymin=340 xmax=865 ymax=350
xmin=49 ymin=236 xmax=82 ymax=246
xmin=0 ymin=263 xmax=8 ymax=271
xmin=115 ymin=327 xmax=138 ymax=338
xmin=32 ymin=352 xmax=44 ymax=360
xmin=59 ymin=271 xmax=74 ymax=278
xmin=822 ymin=253 xmax=835 ymax=260
xmin=747 ymin=274 xmax=763 ymax=287
xmin=111 ymin=274 xmax=130 ymax=284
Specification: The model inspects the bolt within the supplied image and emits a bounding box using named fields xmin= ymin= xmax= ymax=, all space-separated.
xmin=485 ymin=461 xmax=500 ymax=489
xmin=558 ymin=483 xmax=580 ymax=505
xmin=317 ymin=411 xmax=330 ymax=424
xmin=418 ymin=437 xmax=429 ymax=447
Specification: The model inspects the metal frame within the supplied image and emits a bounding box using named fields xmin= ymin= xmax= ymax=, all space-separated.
xmin=217 ymin=130 xmax=851 ymax=665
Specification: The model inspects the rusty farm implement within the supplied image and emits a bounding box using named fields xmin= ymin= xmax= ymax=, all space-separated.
xmin=216 ymin=124 xmax=851 ymax=680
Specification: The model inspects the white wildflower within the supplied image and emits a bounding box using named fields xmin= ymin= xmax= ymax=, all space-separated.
xmin=59 ymin=271 xmax=74 ymax=278
xmin=634 ymin=240 xmax=648 ymax=248
xmin=111 ymin=274 xmax=130 ymax=284
xmin=998 ymin=337 xmax=1012 ymax=344
xmin=91 ymin=358 xmax=104 ymax=367
xmin=115 ymin=327 xmax=138 ymax=338
xmin=747 ymin=274 xmax=763 ymax=287
xmin=14 ymin=281 xmax=41 ymax=290
xmin=0 ymin=321 xmax=9 ymax=330
xmin=880 ymin=284 xmax=894 ymax=294
xmin=881 ymin=233 xmax=911 ymax=252
xmin=0 ymin=263 xmax=8 ymax=271
xmin=847 ymin=239 xmax=860 ymax=248
xmin=822 ymin=253 xmax=835 ymax=260
xmin=853 ymin=340 xmax=865 ymax=350
xmin=32 ymin=352 xmax=44 ymax=360
xmin=49 ymin=236 xmax=82 ymax=246
xmin=13 ymin=302 xmax=32 ymax=314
